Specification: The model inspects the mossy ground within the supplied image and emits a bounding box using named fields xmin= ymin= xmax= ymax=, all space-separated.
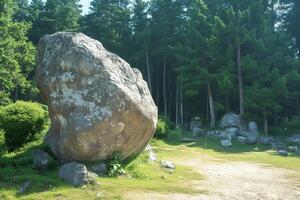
xmin=0 ymin=128 xmax=299 ymax=200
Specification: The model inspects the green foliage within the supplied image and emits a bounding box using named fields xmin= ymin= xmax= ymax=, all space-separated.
xmin=107 ymin=154 xmax=126 ymax=177
xmin=155 ymin=116 xmax=170 ymax=139
xmin=0 ymin=101 xmax=48 ymax=151
xmin=0 ymin=0 xmax=37 ymax=105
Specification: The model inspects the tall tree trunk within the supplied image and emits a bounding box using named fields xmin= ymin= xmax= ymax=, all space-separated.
xmin=208 ymin=84 xmax=215 ymax=127
xmin=176 ymin=82 xmax=179 ymax=125
xmin=180 ymin=84 xmax=184 ymax=125
xmin=163 ymin=55 xmax=167 ymax=116
xmin=237 ymin=1 xmax=244 ymax=116
xmin=145 ymin=46 xmax=152 ymax=93
xmin=237 ymin=44 xmax=244 ymax=115
xmin=264 ymin=112 xmax=268 ymax=134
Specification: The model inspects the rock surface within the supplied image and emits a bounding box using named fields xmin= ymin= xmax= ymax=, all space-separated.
xmin=91 ymin=163 xmax=107 ymax=175
xmin=248 ymin=121 xmax=258 ymax=134
xmin=59 ymin=162 xmax=97 ymax=186
xmin=277 ymin=150 xmax=288 ymax=157
xmin=160 ymin=160 xmax=176 ymax=169
xmin=144 ymin=144 xmax=157 ymax=162
xmin=220 ymin=113 xmax=241 ymax=128
xmin=258 ymin=136 xmax=274 ymax=145
xmin=221 ymin=139 xmax=232 ymax=147
xmin=287 ymin=135 xmax=300 ymax=145
xmin=236 ymin=136 xmax=247 ymax=144
xmin=36 ymin=32 xmax=158 ymax=162
xmin=32 ymin=150 xmax=50 ymax=171
xmin=238 ymin=131 xmax=257 ymax=144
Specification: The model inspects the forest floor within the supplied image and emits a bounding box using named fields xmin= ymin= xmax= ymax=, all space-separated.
xmin=1 ymin=136 xmax=300 ymax=200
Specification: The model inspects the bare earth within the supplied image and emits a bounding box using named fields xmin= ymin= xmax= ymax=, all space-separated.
xmin=125 ymin=156 xmax=300 ymax=200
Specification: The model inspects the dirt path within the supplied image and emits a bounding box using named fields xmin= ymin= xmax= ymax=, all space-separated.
xmin=125 ymin=156 xmax=300 ymax=200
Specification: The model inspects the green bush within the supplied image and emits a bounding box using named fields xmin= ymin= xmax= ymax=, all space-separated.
xmin=155 ymin=117 xmax=170 ymax=139
xmin=0 ymin=101 xmax=48 ymax=151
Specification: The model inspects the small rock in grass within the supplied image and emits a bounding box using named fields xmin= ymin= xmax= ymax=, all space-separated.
xmin=91 ymin=163 xmax=107 ymax=175
xmin=32 ymin=150 xmax=50 ymax=172
xmin=59 ymin=162 xmax=98 ymax=187
xmin=160 ymin=160 xmax=176 ymax=169
xmin=18 ymin=181 xmax=31 ymax=194
xmin=236 ymin=136 xmax=247 ymax=144
xmin=278 ymin=150 xmax=288 ymax=157
xmin=221 ymin=139 xmax=232 ymax=147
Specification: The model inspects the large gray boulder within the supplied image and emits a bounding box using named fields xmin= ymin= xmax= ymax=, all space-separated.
xmin=59 ymin=162 xmax=97 ymax=186
xmin=220 ymin=113 xmax=242 ymax=128
xmin=36 ymin=32 xmax=158 ymax=162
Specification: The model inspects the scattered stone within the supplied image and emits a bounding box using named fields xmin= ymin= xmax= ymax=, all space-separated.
xmin=248 ymin=122 xmax=258 ymax=134
xmin=32 ymin=150 xmax=50 ymax=172
xmin=236 ymin=136 xmax=247 ymax=144
xmin=287 ymin=135 xmax=300 ymax=145
xmin=181 ymin=137 xmax=196 ymax=142
xmin=220 ymin=113 xmax=241 ymax=128
xmin=59 ymin=162 xmax=97 ymax=187
xmin=160 ymin=160 xmax=176 ymax=169
xmin=18 ymin=181 xmax=31 ymax=194
xmin=238 ymin=131 xmax=257 ymax=144
xmin=36 ymin=32 xmax=158 ymax=162
xmin=258 ymin=136 xmax=274 ymax=145
xmin=144 ymin=144 xmax=157 ymax=162
xmin=190 ymin=117 xmax=204 ymax=136
xmin=207 ymin=130 xmax=222 ymax=138
xmin=288 ymin=146 xmax=298 ymax=152
xmin=96 ymin=192 xmax=105 ymax=198
xmin=91 ymin=163 xmax=107 ymax=175
xmin=221 ymin=139 xmax=232 ymax=147
xmin=167 ymin=169 xmax=174 ymax=174
xmin=278 ymin=150 xmax=288 ymax=157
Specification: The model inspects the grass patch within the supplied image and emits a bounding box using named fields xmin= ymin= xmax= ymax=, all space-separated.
xmin=152 ymin=136 xmax=300 ymax=170
xmin=0 ymin=138 xmax=205 ymax=200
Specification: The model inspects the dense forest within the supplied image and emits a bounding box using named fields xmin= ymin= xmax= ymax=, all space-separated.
xmin=1 ymin=0 xmax=300 ymax=133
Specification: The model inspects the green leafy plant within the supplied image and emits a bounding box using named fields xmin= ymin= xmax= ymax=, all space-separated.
xmin=155 ymin=116 xmax=170 ymax=139
xmin=107 ymin=154 xmax=125 ymax=177
xmin=0 ymin=101 xmax=48 ymax=151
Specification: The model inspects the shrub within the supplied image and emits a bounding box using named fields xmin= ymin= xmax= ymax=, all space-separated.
xmin=107 ymin=154 xmax=125 ymax=177
xmin=155 ymin=117 xmax=170 ymax=139
xmin=0 ymin=101 xmax=48 ymax=151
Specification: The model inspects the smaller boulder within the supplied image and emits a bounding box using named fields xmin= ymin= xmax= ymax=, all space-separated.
xmin=59 ymin=162 xmax=97 ymax=187
xmin=278 ymin=150 xmax=288 ymax=157
xmin=248 ymin=122 xmax=258 ymax=134
xmin=91 ymin=163 xmax=107 ymax=175
xmin=220 ymin=113 xmax=241 ymax=128
xmin=288 ymin=146 xmax=298 ymax=152
xmin=144 ymin=144 xmax=157 ymax=162
xmin=160 ymin=160 xmax=176 ymax=169
xmin=238 ymin=131 xmax=257 ymax=144
xmin=258 ymin=136 xmax=274 ymax=145
xmin=236 ymin=136 xmax=247 ymax=144
xmin=287 ymin=135 xmax=300 ymax=145
xmin=18 ymin=181 xmax=31 ymax=194
xmin=32 ymin=150 xmax=50 ymax=172
xmin=221 ymin=139 xmax=232 ymax=147
xmin=190 ymin=117 xmax=204 ymax=137
xmin=207 ymin=130 xmax=222 ymax=138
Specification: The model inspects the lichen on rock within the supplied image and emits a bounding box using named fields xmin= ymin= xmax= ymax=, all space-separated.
xmin=36 ymin=32 xmax=157 ymax=162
